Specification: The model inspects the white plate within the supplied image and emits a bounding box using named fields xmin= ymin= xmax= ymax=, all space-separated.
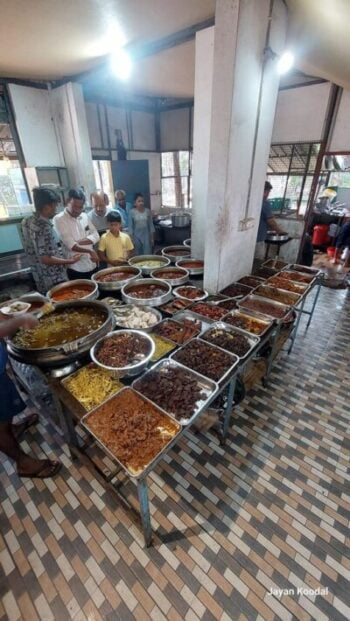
xmin=1 ymin=302 xmax=31 ymax=316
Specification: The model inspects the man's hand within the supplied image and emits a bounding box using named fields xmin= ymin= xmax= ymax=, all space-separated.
xmin=89 ymin=250 xmax=99 ymax=263
xmin=16 ymin=314 xmax=39 ymax=330
xmin=77 ymin=238 xmax=93 ymax=245
xmin=110 ymin=259 xmax=127 ymax=266
xmin=66 ymin=254 xmax=82 ymax=265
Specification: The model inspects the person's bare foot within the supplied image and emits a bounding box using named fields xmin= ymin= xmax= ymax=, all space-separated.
xmin=16 ymin=454 xmax=61 ymax=478
xmin=12 ymin=413 xmax=39 ymax=440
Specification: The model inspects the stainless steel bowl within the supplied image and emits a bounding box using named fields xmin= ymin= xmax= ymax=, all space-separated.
xmin=128 ymin=255 xmax=170 ymax=275
xmin=47 ymin=279 xmax=98 ymax=302
xmin=113 ymin=305 xmax=162 ymax=332
xmin=176 ymin=258 xmax=204 ymax=275
xmin=162 ymin=245 xmax=191 ymax=263
xmin=121 ymin=279 xmax=172 ymax=307
xmin=90 ymin=329 xmax=155 ymax=378
xmin=173 ymin=286 xmax=208 ymax=302
xmin=92 ymin=266 xmax=141 ymax=291
xmin=150 ymin=266 xmax=189 ymax=286
xmin=183 ymin=238 xmax=191 ymax=248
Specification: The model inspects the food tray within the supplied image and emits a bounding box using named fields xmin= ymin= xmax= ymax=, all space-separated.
xmin=219 ymin=282 xmax=253 ymax=298
xmin=201 ymin=322 xmax=260 ymax=360
xmin=151 ymin=318 xmax=200 ymax=345
xmin=172 ymin=310 xmax=211 ymax=333
xmin=170 ymin=337 xmax=239 ymax=385
xmin=278 ymin=270 xmax=315 ymax=285
xmin=121 ymin=279 xmax=172 ymax=307
xmin=254 ymin=284 xmax=301 ymax=307
xmin=238 ymin=294 xmax=290 ymax=322
xmin=150 ymin=266 xmax=189 ymax=286
xmin=132 ymin=359 xmax=218 ymax=426
xmin=175 ymin=259 xmax=204 ymax=275
xmin=266 ymin=276 xmax=308 ymax=295
xmin=254 ymin=267 xmax=278 ymax=279
xmin=159 ymin=297 xmax=192 ymax=316
xmin=205 ymin=294 xmax=229 ymax=304
xmin=149 ymin=334 xmax=177 ymax=361
xmin=128 ymin=255 xmax=170 ymax=275
xmin=223 ymin=309 xmax=273 ymax=337
xmin=217 ymin=298 xmax=239 ymax=312
xmin=262 ymin=258 xmax=290 ymax=270
xmin=237 ymin=276 xmax=265 ymax=288
xmin=80 ymin=388 xmax=181 ymax=479
xmin=61 ymin=362 xmax=123 ymax=412
xmin=188 ymin=302 xmax=228 ymax=323
xmin=173 ymin=286 xmax=208 ymax=302
xmin=286 ymin=264 xmax=322 ymax=277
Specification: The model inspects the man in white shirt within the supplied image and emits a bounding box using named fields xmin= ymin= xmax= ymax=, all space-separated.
xmin=54 ymin=189 xmax=100 ymax=280
xmin=88 ymin=191 xmax=112 ymax=232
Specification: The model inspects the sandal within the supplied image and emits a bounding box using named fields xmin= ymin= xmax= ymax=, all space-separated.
xmin=13 ymin=413 xmax=39 ymax=440
xmin=17 ymin=460 xmax=62 ymax=479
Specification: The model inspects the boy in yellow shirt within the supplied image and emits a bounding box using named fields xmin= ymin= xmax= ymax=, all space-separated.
xmin=98 ymin=212 xmax=134 ymax=265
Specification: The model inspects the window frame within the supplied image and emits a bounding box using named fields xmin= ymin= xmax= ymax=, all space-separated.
xmin=160 ymin=150 xmax=192 ymax=209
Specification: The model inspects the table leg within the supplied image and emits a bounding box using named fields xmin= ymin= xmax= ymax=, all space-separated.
xmin=288 ymin=295 xmax=306 ymax=355
xmin=263 ymin=323 xmax=281 ymax=386
xmin=306 ymin=281 xmax=321 ymax=329
xmin=264 ymin=243 xmax=270 ymax=261
xmin=220 ymin=376 xmax=236 ymax=445
xmin=137 ymin=479 xmax=152 ymax=547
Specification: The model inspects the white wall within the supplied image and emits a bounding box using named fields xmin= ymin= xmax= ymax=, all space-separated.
xmin=128 ymin=151 xmax=161 ymax=211
xmin=51 ymin=83 xmax=95 ymax=198
xmin=160 ymin=108 xmax=192 ymax=151
xmin=272 ymin=82 xmax=331 ymax=143
xmin=329 ymin=89 xmax=350 ymax=151
xmin=8 ymin=84 xmax=64 ymax=167
xmin=131 ymin=111 xmax=156 ymax=151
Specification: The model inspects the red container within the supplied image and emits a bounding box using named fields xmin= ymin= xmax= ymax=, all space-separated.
xmin=312 ymin=224 xmax=329 ymax=246
xmin=327 ymin=246 xmax=336 ymax=257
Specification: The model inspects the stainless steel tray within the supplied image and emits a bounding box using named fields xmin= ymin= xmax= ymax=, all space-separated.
xmin=92 ymin=266 xmax=141 ymax=291
xmin=121 ymin=279 xmax=172 ymax=307
xmin=128 ymin=255 xmax=170 ymax=275
xmin=187 ymin=302 xmax=229 ymax=323
xmin=265 ymin=276 xmax=308 ymax=296
xmin=172 ymin=310 xmax=211 ymax=333
xmin=286 ymin=264 xmax=322 ymax=277
xmin=237 ymin=276 xmax=265 ymax=288
xmin=170 ymin=337 xmax=239 ymax=386
xmin=238 ymin=294 xmax=290 ymax=322
xmin=219 ymin=282 xmax=253 ymax=298
xmin=175 ymin=259 xmax=204 ymax=275
xmin=200 ymin=322 xmax=260 ymax=360
xmin=113 ymin=305 xmax=162 ymax=332
xmin=151 ymin=318 xmax=201 ymax=345
xmin=223 ymin=309 xmax=273 ymax=337
xmin=132 ymin=359 xmax=218 ymax=426
xmin=205 ymin=294 xmax=229 ymax=304
xmin=150 ymin=266 xmax=189 ymax=286
xmin=80 ymin=387 xmax=181 ymax=479
xmin=278 ymin=270 xmax=315 ymax=285
xmin=254 ymin=284 xmax=301 ymax=307
xmin=262 ymin=258 xmax=290 ymax=270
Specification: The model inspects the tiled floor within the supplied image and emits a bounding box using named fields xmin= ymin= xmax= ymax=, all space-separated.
xmin=0 ymin=286 xmax=349 ymax=621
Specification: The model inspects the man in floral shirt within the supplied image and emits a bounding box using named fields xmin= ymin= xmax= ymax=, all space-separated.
xmin=21 ymin=187 xmax=81 ymax=294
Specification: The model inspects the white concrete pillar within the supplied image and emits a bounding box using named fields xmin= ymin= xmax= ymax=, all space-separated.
xmin=192 ymin=0 xmax=287 ymax=292
xmin=51 ymin=82 xmax=95 ymax=198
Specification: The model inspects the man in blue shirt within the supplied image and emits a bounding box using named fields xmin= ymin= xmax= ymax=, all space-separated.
xmin=114 ymin=189 xmax=132 ymax=231
xmin=257 ymin=181 xmax=286 ymax=242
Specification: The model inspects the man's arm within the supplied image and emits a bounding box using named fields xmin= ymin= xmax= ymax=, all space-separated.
xmin=266 ymin=217 xmax=287 ymax=235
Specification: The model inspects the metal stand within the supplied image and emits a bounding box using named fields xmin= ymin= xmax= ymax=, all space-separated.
xmin=220 ymin=376 xmax=236 ymax=445
xmin=137 ymin=479 xmax=152 ymax=547
xmin=287 ymin=280 xmax=322 ymax=354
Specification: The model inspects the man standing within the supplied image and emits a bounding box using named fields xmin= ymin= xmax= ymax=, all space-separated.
xmin=54 ymin=189 xmax=100 ymax=280
xmin=114 ymin=189 xmax=132 ymax=230
xmin=257 ymin=181 xmax=286 ymax=243
xmin=21 ymin=187 xmax=81 ymax=294
xmin=88 ymin=191 xmax=112 ymax=232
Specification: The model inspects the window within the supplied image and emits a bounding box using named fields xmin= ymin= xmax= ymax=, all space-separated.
xmin=161 ymin=151 xmax=192 ymax=208
xmin=266 ymin=142 xmax=320 ymax=216
xmin=92 ymin=160 xmax=114 ymax=206
xmin=0 ymin=114 xmax=30 ymax=218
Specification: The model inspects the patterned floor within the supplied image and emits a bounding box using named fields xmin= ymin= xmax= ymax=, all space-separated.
xmin=0 ymin=286 xmax=349 ymax=621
